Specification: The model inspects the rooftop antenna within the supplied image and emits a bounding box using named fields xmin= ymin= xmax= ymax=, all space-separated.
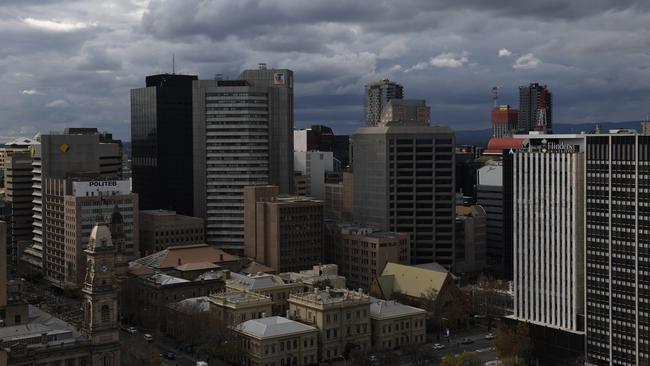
xmin=491 ymin=85 xmax=503 ymax=108
xmin=172 ymin=54 xmax=175 ymax=74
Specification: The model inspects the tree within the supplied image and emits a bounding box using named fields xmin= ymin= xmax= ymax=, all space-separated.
xmin=493 ymin=323 xmax=533 ymax=361
xmin=440 ymin=352 xmax=481 ymax=366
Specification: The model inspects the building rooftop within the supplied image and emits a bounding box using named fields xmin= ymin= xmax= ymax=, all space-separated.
xmin=167 ymin=296 xmax=211 ymax=313
xmin=456 ymin=205 xmax=487 ymax=217
xmin=147 ymin=273 xmax=189 ymax=286
xmin=290 ymin=288 xmax=369 ymax=305
xmin=369 ymin=297 xmax=426 ymax=320
xmin=374 ymin=262 xmax=454 ymax=300
xmin=0 ymin=306 xmax=86 ymax=350
xmin=241 ymin=260 xmax=276 ymax=275
xmin=4 ymin=137 xmax=36 ymax=147
xmin=228 ymin=272 xmax=293 ymax=291
xmin=484 ymin=137 xmax=526 ymax=156
xmin=133 ymin=244 xmax=239 ymax=270
xmin=175 ymin=262 xmax=219 ymax=272
xmin=210 ymin=291 xmax=271 ymax=305
xmin=236 ymin=316 xmax=316 ymax=339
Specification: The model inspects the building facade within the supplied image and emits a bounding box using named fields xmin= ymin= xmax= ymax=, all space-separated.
xmin=131 ymin=74 xmax=197 ymax=215
xmin=288 ymin=288 xmax=371 ymax=361
xmin=294 ymin=125 xmax=350 ymax=169
xmin=369 ymin=297 xmax=427 ymax=350
xmin=379 ymin=99 xmax=430 ymax=126
xmin=293 ymin=151 xmax=334 ymax=199
xmin=209 ymin=291 xmax=273 ymax=325
xmin=512 ymin=137 xmax=585 ymax=334
xmin=3 ymin=152 xmax=33 ymax=266
xmin=352 ymin=124 xmax=455 ymax=266
xmin=365 ymin=79 xmax=404 ymax=127
xmin=193 ymin=67 xmax=294 ymax=252
xmin=139 ymin=209 xmax=205 ymax=256
xmin=29 ymin=129 xmax=122 ymax=286
xmin=235 ymin=316 xmax=319 ymax=366
xmin=324 ymin=222 xmax=410 ymax=291
xmin=227 ymin=272 xmax=305 ymax=316
xmin=585 ymin=134 xmax=650 ymax=365
xmin=244 ymin=186 xmax=323 ymax=273
xmin=63 ymin=178 xmax=139 ymax=288
xmin=455 ymin=205 xmax=487 ymax=276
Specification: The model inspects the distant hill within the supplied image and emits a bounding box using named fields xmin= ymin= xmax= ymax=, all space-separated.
xmin=454 ymin=120 xmax=645 ymax=146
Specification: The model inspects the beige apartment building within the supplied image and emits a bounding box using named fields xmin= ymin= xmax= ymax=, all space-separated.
xmin=288 ymin=288 xmax=371 ymax=361
xmin=244 ymin=185 xmax=323 ymax=273
xmin=209 ymin=291 xmax=273 ymax=326
xmin=324 ymin=222 xmax=410 ymax=291
xmin=235 ymin=316 xmax=319 ymax=366
xmin=227 ymin=272 xmax=304 ymax=316
xmin=139 ymin=209 xmax=205 ymax=256
xmin=369 ymin=297 xmax=427 ymax=350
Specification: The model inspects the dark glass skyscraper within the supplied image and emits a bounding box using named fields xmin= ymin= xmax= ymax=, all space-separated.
xmin=585 ymin=133 xmax=650 ymax=365
xmin=518 ymin=83 xmax=552 ymax=133
xmin=131 ymin=74 xmax=197 ymax=216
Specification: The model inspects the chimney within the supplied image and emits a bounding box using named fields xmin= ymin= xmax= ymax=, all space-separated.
xmin=286 ymin=310 xmax=290 ymax=318
xmin=220 ymin=254 xmax=223 ymax=261
xmin=177 ymin=258 xmax=181 ymax=265
xmin=262 ymin=312 xmax=266 ymax=318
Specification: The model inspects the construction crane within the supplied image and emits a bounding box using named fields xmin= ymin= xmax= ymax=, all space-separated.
xmin=491 ymin=85 xmax=503 ymax=108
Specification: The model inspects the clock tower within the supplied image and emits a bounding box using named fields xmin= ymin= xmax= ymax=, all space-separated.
xmin=82 ymin=222 xmax=121 ymax=366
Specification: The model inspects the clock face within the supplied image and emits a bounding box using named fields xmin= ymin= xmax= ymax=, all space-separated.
xmin=100 ymin=265 xmax=108 ymax=273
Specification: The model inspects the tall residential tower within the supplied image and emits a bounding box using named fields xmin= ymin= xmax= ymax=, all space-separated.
xmin=365 ymin=79 xmax=404 ymax=127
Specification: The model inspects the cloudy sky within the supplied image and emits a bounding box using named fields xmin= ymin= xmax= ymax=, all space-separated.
xmin=2 ymin=0 xmax=650 ymax=141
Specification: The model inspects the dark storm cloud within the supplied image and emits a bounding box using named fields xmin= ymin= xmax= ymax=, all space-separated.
xmin=1 ymin=0 xmax=650 ymax=142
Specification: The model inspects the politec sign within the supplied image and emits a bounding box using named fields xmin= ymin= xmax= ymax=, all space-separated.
xmin=72 ymin=179 xmax=131 ymax=197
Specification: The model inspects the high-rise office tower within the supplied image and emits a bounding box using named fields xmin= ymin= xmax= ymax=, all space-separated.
xmin=585 ymin=132 xmax=650 ymax=365
xmin=491 ymin=104 xmax=519 ymax=137
xmin=28 ymin=128 xmax=122 ymax=287
xmin=518 ymin=83 xmax=552 ymax=133
xmin=352 ymin=106 xmax=456 ymax=266
xmin=131 ymin=74 xmax=197 ymax=215
xmin=193 ymin=66 xmax=293 ymax=252
xmin=4 ymin=151 xmax=34 ymax=266
xmin=365 ymin=79 xmax=404 ymax=127
xmin=512 ymin=134 xmax=586 ymax=359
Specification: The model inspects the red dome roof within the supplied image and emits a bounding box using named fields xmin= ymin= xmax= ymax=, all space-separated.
xmin=484 ymin=137 xmax=525 ymax=155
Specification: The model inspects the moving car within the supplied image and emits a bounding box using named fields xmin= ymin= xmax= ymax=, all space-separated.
xmin=432 ymin=343 xmax=446 ymax=350
xmin=126 ymin=326 xmax=137 ymax=334
xmin=144 ymin=333 xmax=154 ymax=342
xmin=485 ymin=333 xmax=496 ymax=340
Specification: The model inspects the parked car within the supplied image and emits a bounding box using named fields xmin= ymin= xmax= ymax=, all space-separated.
xmin=126 ymin=326 xmax=137 ymax=334
xmin=432 ymin=343 xmax=446 ymax=350
xmin=460 ymin=338 xmax=474 ymax=344
xmin=144 ymin=333 xmax=154 ymax=342
xmin=161 ymin=352 xmax=176 ymax=360
xmin=368 ymin=354 xmax=380 ymax=363
xmin=485 ymin=333 xmax=496 ymax=340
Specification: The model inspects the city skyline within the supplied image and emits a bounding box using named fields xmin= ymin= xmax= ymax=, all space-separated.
xmin=2 ymin=1 xmax=650 ymax=141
